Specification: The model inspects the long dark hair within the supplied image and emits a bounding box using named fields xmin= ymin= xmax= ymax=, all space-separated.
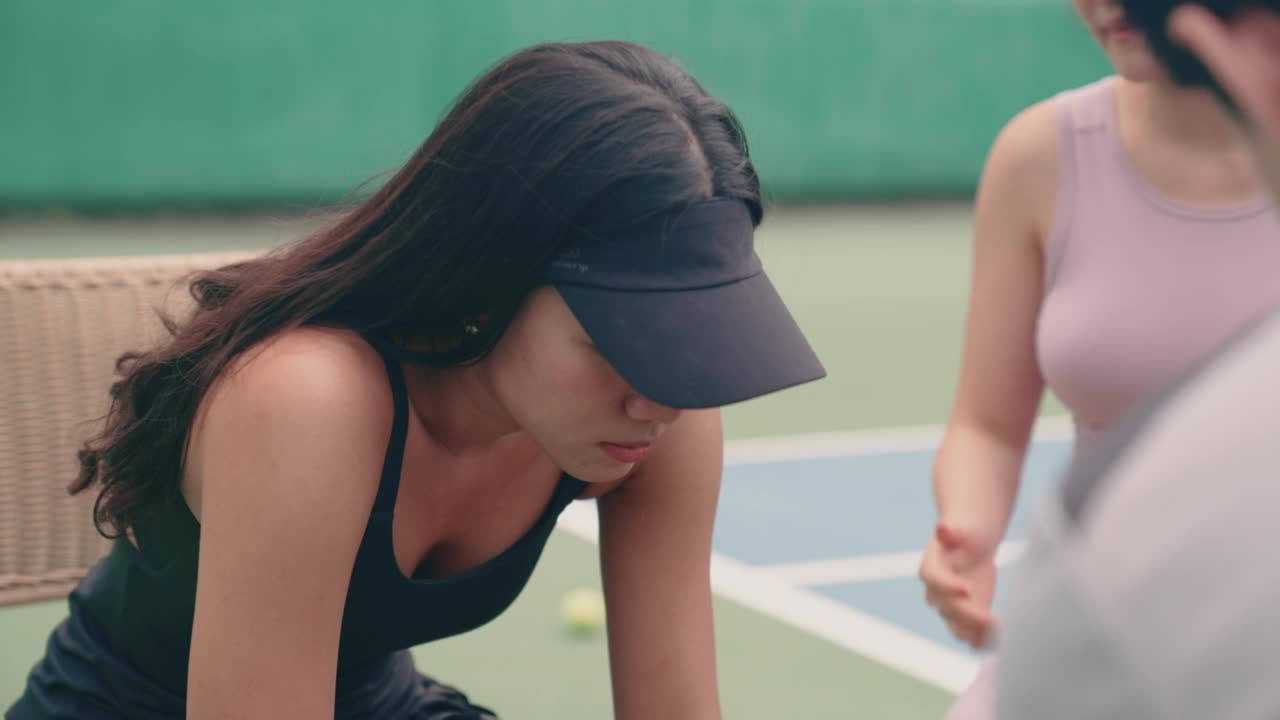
xmin=72 ymin=40 xmax=764 ymax=537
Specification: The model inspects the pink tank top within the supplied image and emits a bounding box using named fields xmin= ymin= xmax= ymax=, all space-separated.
xmin=1036 ymin=77 xmax=1280 ymax=451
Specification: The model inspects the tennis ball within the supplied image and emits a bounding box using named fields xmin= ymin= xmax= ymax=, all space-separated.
xmin=560 ymin=587 xmax=605 ymax=635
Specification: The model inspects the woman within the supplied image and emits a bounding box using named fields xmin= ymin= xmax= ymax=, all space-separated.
xmin=920 ymin=0 xmax=1280 ymax=716
xmin=8 ymin=41 xmax=825 ymax=719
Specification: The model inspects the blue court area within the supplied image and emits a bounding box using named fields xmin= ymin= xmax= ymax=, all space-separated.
xmin=712 ymin=430 xmax=1073 ymax=672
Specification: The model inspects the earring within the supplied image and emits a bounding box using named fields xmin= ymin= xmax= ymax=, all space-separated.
xmin=463 ymin=321 xmax=480 ymax=336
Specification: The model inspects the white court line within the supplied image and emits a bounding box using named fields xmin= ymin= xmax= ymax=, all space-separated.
xmin=724 ymin=415 xmax=1074 ymax=466
xmin=556 ymin=502 xmax=980 ymax=694
xmin=758 ymin=541 xmax=1028 ymax=586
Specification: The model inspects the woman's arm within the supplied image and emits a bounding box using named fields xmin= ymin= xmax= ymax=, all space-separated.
xmin=922 ymin=98 xmax=1060 ymax=648
xmin=184 ymin=330 xmax=392 ymax=719
xmin=597 ymin=409 xmax=724 ymax=720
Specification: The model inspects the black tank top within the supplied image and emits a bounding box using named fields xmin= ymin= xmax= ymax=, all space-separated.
xmin=67 ymin=332 xmax=587 ymax=702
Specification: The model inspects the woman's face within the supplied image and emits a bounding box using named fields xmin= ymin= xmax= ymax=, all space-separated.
xmin=482 ymin=287 xmax=683 ymax=483
xmin=1074 ymin=0 xmax=1171 ymax=83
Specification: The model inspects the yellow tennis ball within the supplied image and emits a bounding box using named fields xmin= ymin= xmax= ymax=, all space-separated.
xmin=560 ymin=587 xmax=605 ymax=634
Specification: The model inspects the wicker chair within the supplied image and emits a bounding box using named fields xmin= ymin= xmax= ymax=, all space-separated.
xmin=0 ymin=251 xmax=256 ymax=606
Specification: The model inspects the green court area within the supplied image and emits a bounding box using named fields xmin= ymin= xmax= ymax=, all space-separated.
xmin=0 ymin=205 xmax=1064 ymax=717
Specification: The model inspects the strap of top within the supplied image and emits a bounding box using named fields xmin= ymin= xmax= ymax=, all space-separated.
xmin=363 ymin=331 xmax=411 ymax=515
xmin=1044 ymin=77 xmax=1116 ymax=288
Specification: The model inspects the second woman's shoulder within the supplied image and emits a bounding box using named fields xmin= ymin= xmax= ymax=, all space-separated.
xmin=974 ymin=96 xmax=1064 ymax=238
xmin=984 ymin=96 xmax=1060 ymax=188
